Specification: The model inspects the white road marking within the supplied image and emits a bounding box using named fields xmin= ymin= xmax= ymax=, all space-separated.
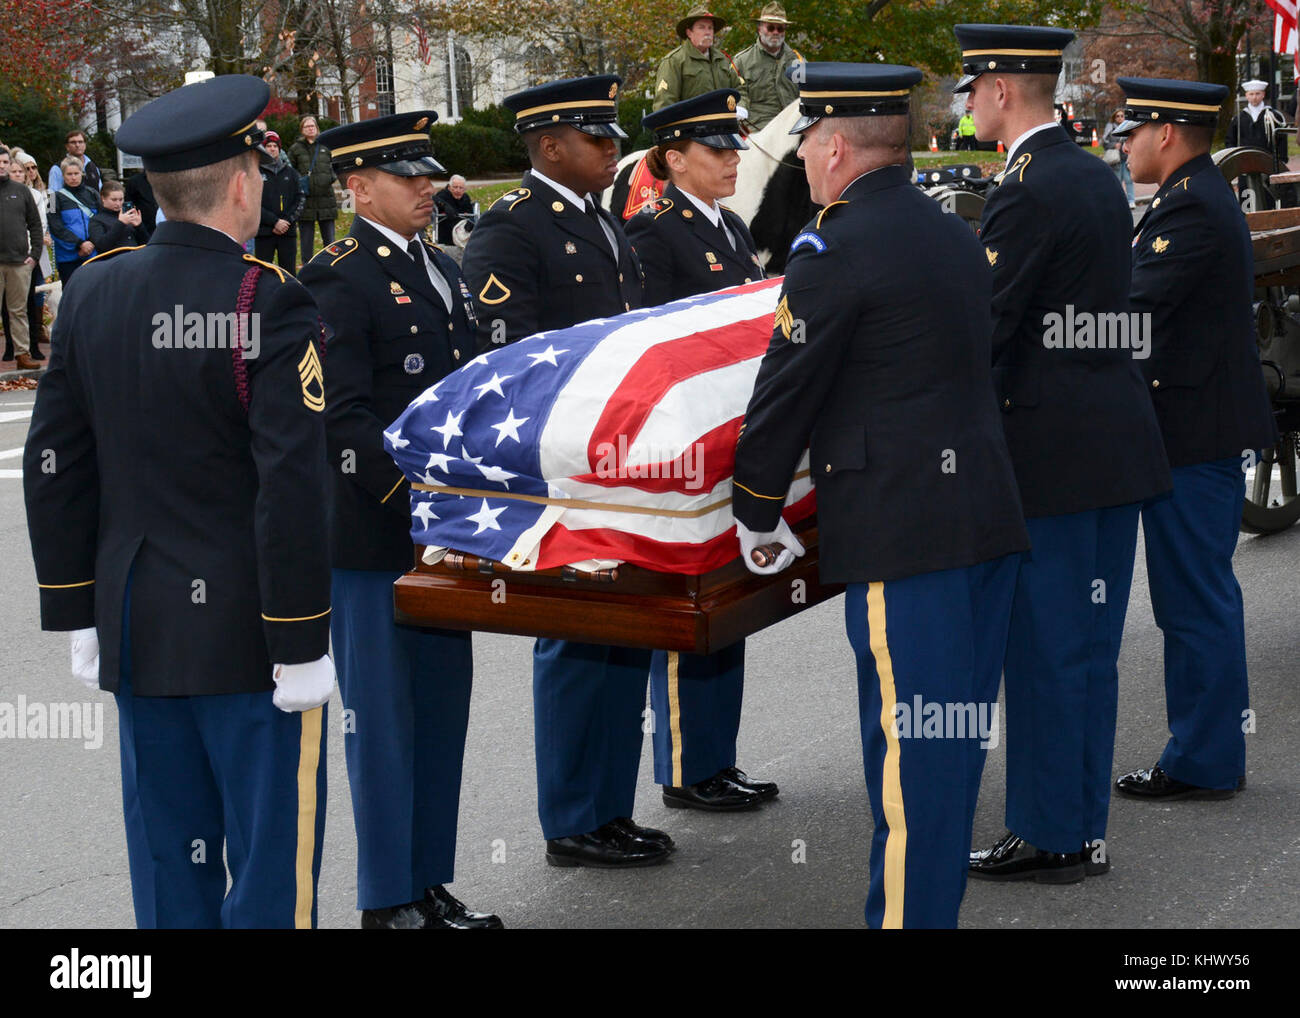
xmin=0 ymin=410 xmax=33 ymax=424
xmin=0 ymin=469 xmax=20 ymax=479
xmin=0 ymin=447 xmax=22 ymax=461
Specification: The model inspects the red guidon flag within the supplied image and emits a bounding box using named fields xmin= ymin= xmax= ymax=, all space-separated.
xmin=621 ymin=153 xmax=665 ymax=220
xmin=383 ymin=278 xmax=815 ymax=574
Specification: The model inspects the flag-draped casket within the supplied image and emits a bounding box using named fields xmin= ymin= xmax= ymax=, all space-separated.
xmin=386 ymin=278 xmax=842 ymax=652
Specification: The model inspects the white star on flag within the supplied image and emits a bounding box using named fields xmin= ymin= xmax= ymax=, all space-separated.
xmin=526 ymin=344 xmax=568 ymax=367
xmin=383 ymin=428 xmax=410 ymax=450
xmin=461 ymin=451 xmax=483 ymax=465
xmin=430 ymin=410 xmax=464 ymax=449
xmin=476 ymin=462 xmax=517 ymax=488
xmin=412 ymin=500 xmax=440 ymax=526
xmin=411 ymin=388 xmax=439 ymax=407
xmin=473 ymin=372 xmax=512 ymax=400
xmin=466 ymin=498 xmax=506 ymax=535
xmin=491 ymin=408 xmax=530 ymax=446
xmin=467 ymin=352 xmax=493 ymax=368
xmin=425 ymin=451 xmax=455 ymax=472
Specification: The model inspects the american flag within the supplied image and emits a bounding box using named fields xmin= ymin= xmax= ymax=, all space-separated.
xmin=412 ymin=19 xmax=432 ymax=66
xmin=383 ymin=278 xmax=816 ymax=575
xmin=1269 ymin=2 xmax=1300 ymax=76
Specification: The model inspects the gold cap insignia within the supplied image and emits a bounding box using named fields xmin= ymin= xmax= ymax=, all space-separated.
xmin=727 ymin=95 xmax=737 ymax=111
xmin=244 ymin=135 xmax=252 ymax=146
xmin=355 ymin=157 xmax=363 ymax=165
xmin=377 ymin=245 xmax=391 ymax=257
xmin=298 ymin=343 xmax=325 ymax=412
xmin=986 ymin=248 xmax=998 ymax=267
xmin=390 ymin=282 xmax=404 ymax=293
xmin=774 ymin=295 xmax=794 ymax=340
xmin=988 ymin=60 xmax=997 ymax=70
xmin=1151 ymin=111 xmax=1160 ymax=119
xmin=552 ymin=201 xmax=565 ymax=212
xmin=565 ymin=241 xmax=577 ymax=254
xmin=609 ymin=83 xmax=619 ymax=99
xmin=1153 ymin=236 xmax=1170 ymax=253
xmin=825 ymin=104 xmax=833 ymax=114
xmin=706 ymin=251 xmax=717 ymax=263
xmin=415 ymin=116 xmax=429 ymax=130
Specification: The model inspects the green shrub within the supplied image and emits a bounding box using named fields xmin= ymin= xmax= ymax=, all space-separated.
xmin=0 ymin=88 xmax=75 ymax=175
xmin=429 ymin=122 xmax=528 ymax=176
xmin=268 ymin=114 xmax=338 ymax=146
xmin=458 ymin=105 xmax=528 ymax=168
xmin=618 ymin=93 xmax=654 ymax=152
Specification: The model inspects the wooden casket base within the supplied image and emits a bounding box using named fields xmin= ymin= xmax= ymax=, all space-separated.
xmin=393 ymin=524 xmax=844 ymax=653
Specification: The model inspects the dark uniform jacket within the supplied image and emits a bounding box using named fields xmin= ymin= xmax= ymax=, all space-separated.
xmin=1131 ymin=153 xmax=1277 ymax=467
xmin=732 ymin=166 xmax=1029 ymax=584
xmin=299 ymin=217 xmax=476 ymax=571
xmin=980 ymin=126 xmax=1171 ymax=517
xmin=23 ymin=221 xmax=332 ymax=696
xmin=1225 ymin=106 xmax=1288 ymax=163
xmin=623 ymin=182 xmax=764 ymax=305
xmin=461 ymin=169 xmax=643 ymax=347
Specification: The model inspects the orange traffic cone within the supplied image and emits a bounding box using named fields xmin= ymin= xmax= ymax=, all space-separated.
xmin=996 ymin=138 xmax=1004 ymax=154
xmin=1091 ymin=128 xmax=1099 ymax=146
xmin=930 ymin=134 xmax=939 ymax=152
xmin=1067 ymin=101 xmax=1075 ymax=118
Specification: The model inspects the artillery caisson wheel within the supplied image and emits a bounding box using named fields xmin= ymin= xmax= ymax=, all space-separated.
xmin=1242 ymin=433 xmax=1300 ymax=533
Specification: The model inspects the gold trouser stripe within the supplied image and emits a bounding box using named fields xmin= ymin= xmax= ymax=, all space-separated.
xmin=294 ymin=705 xmax=324 ymax=929
xmin=867 ymin=581 xmax=907 ymax=929
xmin=667 ymin=651 xmax=683 ymax=787
xmin=329 ymin=133 xmax=430 ymax=157
xmin=380 ymin=474 xmax=407 ymax=504
xmin=515 ymin=99 xmax=616 ymax=120
xmin=961 ymin=48 xmax=1063 ymax=58
xmin=411 ymin=473 xmax=813 ymax=518
xmin=1126 ymin=98 xmax=1222 ymax=113
xmin=39 ymin=579 xmax=95 ymax=589
xmin=799 ymin=88 xmax=910 ymax=98
xmin=261 ymin=607 xmax=331 ymax=623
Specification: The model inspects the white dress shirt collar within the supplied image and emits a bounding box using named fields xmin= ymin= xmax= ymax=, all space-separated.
xmin=530 ymin=169 xmax=592 ymax=211
xmin=1006 ymin=121 xmax=1061 ymax=166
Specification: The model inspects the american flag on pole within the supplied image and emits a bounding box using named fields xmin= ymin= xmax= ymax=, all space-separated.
xmin=1269 ymin=1 xmax=1300 ymax=75
xmin=412 ymin=19 xmax=432 ymax=65
xmin=383 ymin=278 xmax=816 ymax=575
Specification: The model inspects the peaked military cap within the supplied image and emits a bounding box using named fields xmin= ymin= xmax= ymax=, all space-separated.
xmin=644 ymin=89 xmax=748 ymax=149
xmin=320 ymin=110 xmax=446 ymax=177
xmin=115 ymin=75 xmax=270 ymax=173
xmin=677 ymin=4 xmax=727 ymax=38
xmin=790 ymin=63 xmax=923 ymax=134
xmin=505 ymin=75 xmax=628 ymax=138
xmin=952 ymin=24 xmax=1075 ymax=94
xmin=1111 ymin=77 xmax=1228 ymax=136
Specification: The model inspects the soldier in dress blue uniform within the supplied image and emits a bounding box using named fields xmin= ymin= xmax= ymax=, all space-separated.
xmin=731 ymin=63 xmax=1030 ymax=928
xmin=298 ymin=114 xmax=502 ymax=928
xmin=461 ymin=76 xmax=675 ymax=868
xmin=952 ymin=26 xmax=1173 ymax=884
xmin=625 ymin=90 xmax=777 ymax=811
xmin=1109 ymin=78 xmax=1276 ymax=802
xmin=23 ymin=76 xmax=335 ymax=928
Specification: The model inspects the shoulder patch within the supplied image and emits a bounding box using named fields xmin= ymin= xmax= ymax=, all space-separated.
xmin=478 ymin=273 xmax=512 ymax=305
xmin=789 ymin=231 xmax=827 ymax=255
xmin=82 ymin=244 xmax=146 ymax=267
xmin=491 ymin=187 xmax=531 ymax=212
xmin=242 ymin=253 xmax=289 ymax=282
xmin=310 ymin=236 xmax=359 ymax=267
xmin=814 ymin=200 xmax=847 ymax=229
xmin=774 ymin=295 xmax=794 ymax=339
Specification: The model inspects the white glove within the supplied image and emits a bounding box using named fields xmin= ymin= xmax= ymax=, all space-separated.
xmin=70 ymin=627 xmax=100 ymax=690
xmin=736 ymin=104 xmax=749 ymax=122
xmin=271 ymin=654 xmax=336 ymax=713
xmin=736 ymin=518 xmax=806 ymax=575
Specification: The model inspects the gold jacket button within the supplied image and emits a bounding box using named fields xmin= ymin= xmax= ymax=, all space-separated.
xmin=619 ymin=273 xmax=624 ymax=282
xmin=624 ymin=302 xmax=630 ymax=311
xmin=1002 ymin=398 xmax=1011 ymax=409
xmin=1152 ymin=379 xmax=1160 ymax=388
xmin=448 ymin=323 xmax=453 ymax=331
xmin=824 ymin=463 xmax=832 ymax=473
xmin=453 ymin=349 xmax=461 ymax=361
xmin=744 ymin=277 xmax=752 ymax=283
xmin=1153 ymin=198 xmax=1161 ymax=207
xmin=410 ymin=325 xmax=418 ymax=334
xmin=575 ymin=274 xmax=583 ymax=282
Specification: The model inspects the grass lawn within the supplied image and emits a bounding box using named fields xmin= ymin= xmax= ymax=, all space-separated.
xmin=913 ymin=145 xmax=1103 ymax=177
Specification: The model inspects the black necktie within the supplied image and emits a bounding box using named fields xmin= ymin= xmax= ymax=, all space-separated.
xmin=585 ymin=197 xmax=616 ymax=257
xmin=407 ymin=238 xmax=422 ymax=261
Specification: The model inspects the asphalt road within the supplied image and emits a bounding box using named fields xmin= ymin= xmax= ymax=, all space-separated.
xmin=0 ymin=385 xmax=1296 ymax=930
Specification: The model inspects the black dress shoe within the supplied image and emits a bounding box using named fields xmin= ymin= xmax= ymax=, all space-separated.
xmin=612 ymin=816 xmax=675 ymax=852
xmin=1115 ymin=764 xmax=1244 ymax=801
xmin=361 ymin=901 xmax=431 ymax=929
xmin=662 ymin=772 xmax=763 ymax=812
xmin=968 ymin=831 xmax=1085 ymax=884
xmin=1083 ymin=840 xmax=1110 ymax=876
xmin=546 ymin=821 xmax=671 ymax=868
xmin=721 ymin=765 xmax=779 ymax=802
xmin=423 ymin=885 xmax=503 ymax=929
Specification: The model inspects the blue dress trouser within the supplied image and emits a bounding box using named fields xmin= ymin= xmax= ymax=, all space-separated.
xmin=649 ymin=640 xmax=746 ymax=787
xmin=1003 ymin=504 xmax=1141 ymax=853
xmin=848 ymin=553 xmax=1019 ymax=929
xmin=1142 ymin=457 xmax=1250 ymax=789
xmin=116 ymin=576 xmax=327 ymax=929
xmin=331 ymin=568 xmax=473 ymax=910
xmin=533 ymin=638 xmax=650 ymax=840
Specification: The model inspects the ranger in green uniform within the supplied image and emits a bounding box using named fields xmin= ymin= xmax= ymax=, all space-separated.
xmin=654 ymin=5 xmax=748 ymax=112
xmin=732 ymin=3 xmax=803 ymax=130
